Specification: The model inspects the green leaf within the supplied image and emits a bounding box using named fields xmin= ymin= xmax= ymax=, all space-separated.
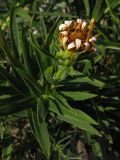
xmin=49 ymin=99 xmax=100 ymax=136
xmin=16 ymin=7 xmax=31 ymax=22
xmin=44 ymin=66 xmax=54 ymax=83
xmin=84 ymin=132 xmax=103 ymax=159
xmin=30 ymin=32 xmax=51 ymax=74
xmin=21 ymin=29 xmax=32 ymax=75
xmin=63 ymin=76 xmax=105 ymax=88
xmin=105 ymin=46 xmax=120 ymax=51
xmin=83 ymin=60 xmax=92 ymax=74
xmin=0 ymin=97 xmax=35 ymax=115
xmin=50 ymin=94 xmax=98 ymax=125
xmin=0 ymin=65 xmax=27 ymax=96
xmin=0 ymin=95 xmax=22 ymax=106
xmin=29 ymin=98 xmax=50 ymax=158
xmin=60 ymin=91 xmax=97 ymax=100
xmin=39 ymin=16 xmax=48 ymax=42
xmin=92 ymin=0 xmax=104 ymax=22
xmin=53 ymin=92 xmax=74 ymax=111
xmin=83 ymin=0 xmax=90 ymax=17
xmin=10 ymin=4 xmax=19 ymax=59
xmin=105 ymin=0 xmax=120 ymax=34
xmin=17 ymin=68 xmax=43 ymax=96
xmin=2 ymin=144 xmax=12 ymax=160
xmin=37 ymin=98 xmax=51 ymax=157
xmin=109 ymin=0 xmax=120 ymax=9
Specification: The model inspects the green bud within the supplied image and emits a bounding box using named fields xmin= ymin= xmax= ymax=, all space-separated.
xmin=63 ymin=59 xmax=71 ymax=66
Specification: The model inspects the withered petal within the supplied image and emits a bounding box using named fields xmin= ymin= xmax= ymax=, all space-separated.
xmin=67 ymin=42 xmax=76 ymax=50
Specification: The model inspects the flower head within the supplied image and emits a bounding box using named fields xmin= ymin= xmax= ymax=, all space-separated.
xmin=58 ymin=18 xmax=97 ymax=52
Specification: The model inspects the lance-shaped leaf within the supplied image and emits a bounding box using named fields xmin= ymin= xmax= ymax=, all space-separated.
xmin=60 ymin=91 xmax=97 ymax=101
xmin=0 ymin=97 xmax=35 ymax=115
xmin=17 ymin=68 xmax=43 ymax=96
xmin=49 ymin=99 xmax=100 ymax=136
xmin=0 ymin=65 xmax=27 ymax=96
xmin=61 ymin=76 xmax=105 ymax=88
xmin=28 ymin=98 xmax=51 ymax=158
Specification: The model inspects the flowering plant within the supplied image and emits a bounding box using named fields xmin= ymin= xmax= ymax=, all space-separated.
xmin=0 ymin=1 xmax=120 ymax=160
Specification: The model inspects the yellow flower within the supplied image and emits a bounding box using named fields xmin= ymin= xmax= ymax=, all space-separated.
xmin=58 ymin=18 xmax=98 ymax=53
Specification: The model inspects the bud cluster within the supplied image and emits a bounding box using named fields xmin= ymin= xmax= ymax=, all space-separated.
xmin=56 ymin=50 xmax=77 ymax=66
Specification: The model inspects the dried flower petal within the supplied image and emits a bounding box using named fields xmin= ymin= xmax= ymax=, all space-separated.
xmin=84 ymin=42 xmax=90 ymax=50
xmin=62 ymin=37 xmax=68 ymax=49
xmin=81 ymin=21 xmax=87 ymax=30
xmin=67 ymin=42 xmax=76 ymax=50
xmin=89 ymin=37 xmax=97 ymax=42
xmin=60 ymin=31 xmax=68 ymax=36
xmin=59 ymin=24 xmax=67 ymax=31
xmin=77 ymin=19 xmax=82 ymax=24
xmin=64 ymin=20 xmax=73 ymax=26
xmin=86 ymin=18 xmax=95 ymax=42
xmin=75 ymin=39 xmax=81 ymax=50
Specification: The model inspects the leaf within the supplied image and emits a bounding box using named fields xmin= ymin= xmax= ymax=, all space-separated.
xmin=28 ymin=98 xmax=51 ymax=158
xmin=21 ymin=29 xmax=32 ymax=75
xmin=44 ymin=66 xmax=54 ymax=83
xmin=84 ymin=132 xmax=103 ymax=159
xmin=60 ymin=91 xmax=97 ymax=100
xmin=92 ymin=0 xmax=104 ymax=22
xmin=30 ymin=32 xmax=51 ymax=74
xmin=39 ymin=16 xmax=48 ymax=42
xmin=0 ymin=97 xmax=35 ymax=115
xmin=50 ymin=93 xmax=98 ymax=125
xmin=109 ymin=0 xmax=120 ymax=9
xmin=0 ymin=95 xmax=22 ymax=106
xmin=17 ymin=68 xmax=43 ymax=96
xmin=63 ymin=76 xmax=105 ymax=88
xmin=53 ymin=92 xmax=74 ymax=111
xmin=37 ymin=98 xmax=51 ymax=157
xmin=82 ymin=60 xmax=92 ymax=74
xmin=49 ymin=99 xmax=100 ymax=136
xmin=105 ymin=0 xmax=120 ymax=34
xmin=10 ymin=4 xmax=19 ymax=59
xmin=16 ymin=7 xmax=31 ymax=22
xmin=83 ymin=0 xmax=90 ymax=17
xmin=2 ymin=144 xmax=12 ymax=160
xmin=0 ymin=65 xmax=27 ymax=96
xmin=105 ymin=46 xmax=120 ymax=51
